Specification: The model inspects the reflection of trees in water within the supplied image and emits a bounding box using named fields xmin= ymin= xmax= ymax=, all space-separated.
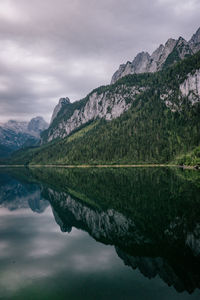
xmin=2 ymin=166 xmax=200 ymax=294
xmin=48 ymin=189 xmax=200 ymax=294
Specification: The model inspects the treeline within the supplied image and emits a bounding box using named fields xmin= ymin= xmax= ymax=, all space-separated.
xmin=9 ymin=51 xmax=200 ymax=165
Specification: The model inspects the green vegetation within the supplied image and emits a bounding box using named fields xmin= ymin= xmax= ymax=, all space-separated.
xmin=0 ymin=145 xmax=13 ymax=158
xmin=17 ymin=166 xmax=200 ymax=243
xmin=174 ymin=145 xmax=200 ymax=166
xmin=66 ymin=120 xmax=99 ymax=144
xmin=8 ymin=51 xmax=200 ymax=165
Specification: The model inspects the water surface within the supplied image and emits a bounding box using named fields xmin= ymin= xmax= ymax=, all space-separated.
xmin=0 ymin=167 xmax=200 ymax=300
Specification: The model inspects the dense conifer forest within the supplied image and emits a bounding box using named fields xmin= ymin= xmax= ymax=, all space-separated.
xmin=8 ymin=51 xmax=200 ymax=165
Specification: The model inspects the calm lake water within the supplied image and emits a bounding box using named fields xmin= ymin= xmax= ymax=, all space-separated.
xmin=0 ymin=167 xmax=200 ymax=300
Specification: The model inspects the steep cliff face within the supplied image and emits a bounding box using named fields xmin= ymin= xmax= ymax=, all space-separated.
xmin=189 ymin=27 xmax=200 ymax=53
xmin=180 ymin=69 xmax=200 ymax=104
xmin=42 ymin=85 xmax=144 ymax=142
xmin=111 ymin=27 xmax=200 ymax=84
xmin=40 ymin=29 xmax=200 ymax=145
xmin=50 ymin=97 xmax=71 ymax=124
xmin=159 ymin=70 xmax=200 ymax=111
xmin=147 ymin=39 xmax=177 ymax=72
xmin=111 ymin=38 xmax=178 ymax=84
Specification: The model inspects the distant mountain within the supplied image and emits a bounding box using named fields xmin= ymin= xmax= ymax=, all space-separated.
xmin=111 ymin=27 xmax=200 ymax=84
xmin=27 ymin=116 xmax=49 ymax=137
xmin=0 ymin=116 xmax=48 ymax=157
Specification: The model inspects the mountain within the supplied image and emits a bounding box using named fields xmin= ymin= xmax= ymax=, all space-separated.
xmin=15 ymin=166 xmax=200 ymax=294
xmin=12 ymin=49 xmax=200 ymax=165
xmin=39 ymin=28 xmax=200 ymax=147
xmin=111 ymin=27 xmax=200 ymax=84
xmin=50 ymin=97 xmax=71 ymax=124
xmin=189 ymin=27 xmax=200 ymax=53
xmin=27 ymin=116 xmax=49 ymax=137
xmin=0 ymin=116 xmax=48 ymax=157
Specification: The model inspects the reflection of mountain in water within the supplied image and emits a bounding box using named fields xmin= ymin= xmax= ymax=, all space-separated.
xmin=33 ymin=167 xmax=200 ymax=295
xmin=0 ymin=172 xmax=49 ymax=213
xmin=2 ymin=167 xmax=200 ymax=294
xmin=116 ymin=248 xmax=200 ymax=294
xmin=47 ymin=187 xmax=200 ymax=294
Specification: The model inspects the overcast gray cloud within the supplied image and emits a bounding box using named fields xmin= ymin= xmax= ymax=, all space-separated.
xmin=0 ymin=0 xmax=199 ymax=122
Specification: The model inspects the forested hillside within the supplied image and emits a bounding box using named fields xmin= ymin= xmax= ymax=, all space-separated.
xmin=9 ymin=51 xmax=200 ymax=165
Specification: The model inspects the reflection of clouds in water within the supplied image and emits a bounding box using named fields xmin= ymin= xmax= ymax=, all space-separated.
xmin=71 ymin=248 xmax=115 ymax=272
xmin=0 ymin=241 xmax=9 ymax=257
xmin=0 ymin=205 xmax=119 ymax=296
xmin=0 ymin=207 xmax=34 ymax=216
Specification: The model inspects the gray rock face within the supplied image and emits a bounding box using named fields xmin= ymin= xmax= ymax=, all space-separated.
xmin=111 ymin=27 xmax=200 ymax=84
xmin=180 ymin=69 xmax=200 ymax=104
xmin=44 ymin=86 xmax=144 ymax=142
xmin=159 ymin=70 xmax=200 ymax=112
xmin=42 ymin=28 xmax=200 ymax=144
xmin=50 ymin=97 xmax=71 ymax=124
xmin=189 ymin=27 xmax=200 ymax=53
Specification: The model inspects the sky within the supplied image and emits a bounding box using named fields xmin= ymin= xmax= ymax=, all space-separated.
xmin=0 ymin=0 xmax=199 ymax=123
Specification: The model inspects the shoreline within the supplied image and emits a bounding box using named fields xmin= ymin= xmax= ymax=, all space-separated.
xmin=0 ymin=164 xmax=198 ymax=169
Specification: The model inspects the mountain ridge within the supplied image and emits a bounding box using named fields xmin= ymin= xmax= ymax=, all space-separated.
xmin=40 ymin=27 xmax=200 ymax=146
xmin=9 ymin=50 xmax=200 ymax=165
xmin=111 ymin=27 xmax=200 ymax=84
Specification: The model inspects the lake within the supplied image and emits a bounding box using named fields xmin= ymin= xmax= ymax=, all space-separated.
xmin=0 ymin=166 xmax=200 ymax=300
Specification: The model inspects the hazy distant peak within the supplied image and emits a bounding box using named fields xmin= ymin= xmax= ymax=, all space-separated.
xmin=27 ymin=116 xmax=48 ymax=136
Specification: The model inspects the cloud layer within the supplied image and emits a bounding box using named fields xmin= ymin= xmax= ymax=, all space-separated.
xmin=0 ymin=0 xmax=199 ymax=122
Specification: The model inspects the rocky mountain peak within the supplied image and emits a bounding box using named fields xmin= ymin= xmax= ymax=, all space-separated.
xmin=50 ymin=97 xmax=71 ymax=124
xmin=190 ymin=27 xmax=200 ymax=44
xmin=58 ymin=97 xmax=70 ymax=105
xmin=131 ymin=51 xmax=150 ymax=73
xmin=165 ymin=38 xmax=177 ymax=47
xmin=174 ymin=36 xmax=193 ymax=59
xmin=151 ymin=44 xmax=164 ymax=59
xmin=176 ymin=36 xmax=188 ymax=47
xmin=189 ymin=27 xmax=200 ymax=52
xmin=111 ymin=27 xmax=200 ymax=84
